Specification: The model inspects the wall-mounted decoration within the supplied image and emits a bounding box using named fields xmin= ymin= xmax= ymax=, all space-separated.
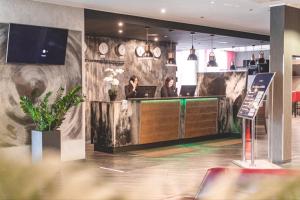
xmin=153 ymin=47 xmax=162 ymax=58
xmin=99 ymin=42 xmax=109 ymax=58
xmin=135 ymin=46 xmax=145 ymax=57
xmin=115 ymin=43 xmax=126 ymax=57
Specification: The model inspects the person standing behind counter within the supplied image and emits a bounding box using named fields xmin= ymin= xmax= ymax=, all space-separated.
xmin=161 ymin=77 xmax=178 ymax=97
xmin=125 ymin=75 xmax=138 ymax=99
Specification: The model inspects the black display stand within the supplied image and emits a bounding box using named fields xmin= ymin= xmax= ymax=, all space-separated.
xmin=233 ymin=73 xmax=279 ymax=168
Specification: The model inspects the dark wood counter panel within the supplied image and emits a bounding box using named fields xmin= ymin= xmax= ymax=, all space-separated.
xmin=185 ymin=99 xmax=218 ymax=138
xmin=139 ymin=100 xmax=180 ymax=144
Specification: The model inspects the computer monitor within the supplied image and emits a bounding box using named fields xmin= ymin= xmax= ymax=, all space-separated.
xmin=180 ymin=85 xmax=196 ymax=97
xmin=258 ymin=63 xmax=269 ymax=73
xmin=136 ymin=86 xmax=156 ymax=98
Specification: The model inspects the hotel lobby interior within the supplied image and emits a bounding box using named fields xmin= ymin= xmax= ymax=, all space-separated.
xmin=1 ymin=0 xmax=300 ymax=199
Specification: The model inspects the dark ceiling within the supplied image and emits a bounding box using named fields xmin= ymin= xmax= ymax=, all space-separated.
xmin=85 ymin=9 xmax=270 ymax=51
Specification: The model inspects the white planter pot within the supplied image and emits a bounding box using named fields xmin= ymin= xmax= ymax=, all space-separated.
xmin=31 ymin=130 xmax=61 ymax=162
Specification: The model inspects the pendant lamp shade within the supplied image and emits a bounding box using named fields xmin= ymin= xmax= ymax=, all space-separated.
xmin=187 ymin=32 xmax=197 ymax=61
xmin=258 ymin=51 xmax=265 ymax=64
xmin=207 ymin=35 xmax=218 ymax=67
xmin=167 ymin=31 xmax=176 ymax=65
xmin=249 ymin=45 xmax=256 ymax=65
xmin=142 ymin=27 xmax=153 ymax=59
xmin=258 ymin=41 xmax=265 ymax=64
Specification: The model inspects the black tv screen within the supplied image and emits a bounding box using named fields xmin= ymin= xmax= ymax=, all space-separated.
xmin=6 ymin=23 xmax=68 ymax=65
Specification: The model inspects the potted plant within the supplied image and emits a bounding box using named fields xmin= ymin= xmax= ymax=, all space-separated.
xmin=20 ymin=86 xmax=84 ymax=161
xmin=103 ymin=68 xmax=124 ymax=101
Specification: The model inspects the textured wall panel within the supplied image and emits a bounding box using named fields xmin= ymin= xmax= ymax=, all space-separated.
xmin=196 ymin=71 xmax=247 ymax=133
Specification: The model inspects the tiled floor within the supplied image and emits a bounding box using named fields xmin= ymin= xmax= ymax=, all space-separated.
xmin=85 ymin=118 xmax=300 ymax=200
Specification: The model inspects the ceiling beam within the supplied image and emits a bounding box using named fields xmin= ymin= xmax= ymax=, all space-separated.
xmin=85 ymin=9 xmax=270 ymax=41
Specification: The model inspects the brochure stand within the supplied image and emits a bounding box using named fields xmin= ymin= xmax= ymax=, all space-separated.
xmin=233 ymin=73 xmax=280 ymax=169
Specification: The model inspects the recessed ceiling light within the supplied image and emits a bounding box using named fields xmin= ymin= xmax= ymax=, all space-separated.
xmin=161 ymin=8 xmax=166 ymax=14
xmin=210 ymin=1 xmax=215 ymax=4
xmin=118 ymin=22 xmax=123 ymax=27
xmin=154 ymin=37 xmax=159 ymax=41
xmin=164 ymin=35 xmax=168 ymax=38
xmin=118 ymin=29 xmax=123 ymax=34
xmin=219 ymin=41 xmax=228 ymax=44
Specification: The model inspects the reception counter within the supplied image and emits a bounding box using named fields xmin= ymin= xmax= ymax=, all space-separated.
xmin=91 ymin=96 xmax=223 ymax=152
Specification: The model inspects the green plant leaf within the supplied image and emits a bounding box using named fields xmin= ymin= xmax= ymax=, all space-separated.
xmin=19 ymin=86 xmax=84 ymax=132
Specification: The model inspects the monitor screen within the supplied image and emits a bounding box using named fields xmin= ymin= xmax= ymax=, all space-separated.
xmin=6 ymin=23 xmax=68 ymax=65
xmin=136 ymin=86 xmax=156 ymax=98
xmin=258 ymin=63 xmax=269 ymax=73
xmin=180 ymin=85 xmax=196 ymax=97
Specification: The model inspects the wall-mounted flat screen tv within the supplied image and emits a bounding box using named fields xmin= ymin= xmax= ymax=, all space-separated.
xmin=6 ymin=23 xmax=68 ymax=65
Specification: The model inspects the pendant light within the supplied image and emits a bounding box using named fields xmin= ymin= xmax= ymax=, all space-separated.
xmin=167 ymin=40 xmax=176 ymax=65
xmin=249 ymin=45 xmax=256 ymax=65
xmin=207 ymin=34 xmax=218 ymax=67
xmin=258 ymin=41 xmax=265 ymax=64
xmin=142 ymin=26 xmax=153 ymax=59
xmin=187 ymin=32 xmax=197 ymax=61
xmin=167 ymin=30 xmax=176 ymax=66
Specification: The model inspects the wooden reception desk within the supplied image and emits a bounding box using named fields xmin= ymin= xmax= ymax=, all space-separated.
xmin=92 ymin=97 xmax=222 ymax=152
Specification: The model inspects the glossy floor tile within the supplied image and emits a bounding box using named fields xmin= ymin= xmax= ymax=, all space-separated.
xmin=84 ymin=118 xmax=300 ymax=200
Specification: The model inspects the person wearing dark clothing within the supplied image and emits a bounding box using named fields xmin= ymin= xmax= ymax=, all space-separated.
xmin=125 ymin=75 xmax=138 ymax=99
xmin=161 ymin=77 xmax=178 ymax=97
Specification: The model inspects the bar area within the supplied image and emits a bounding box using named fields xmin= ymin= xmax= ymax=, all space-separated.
xmin=84 ymin=10 xmax=252 ymax=153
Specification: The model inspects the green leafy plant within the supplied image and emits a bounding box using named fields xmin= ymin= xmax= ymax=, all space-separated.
xmin=20 ymin=86 xmax=84 ymax=131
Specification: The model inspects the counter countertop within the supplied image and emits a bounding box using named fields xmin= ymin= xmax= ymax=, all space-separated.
xmin=91 ymin=96 xmax=225 ymax=103
xmin=128 ymin=95 xmax=225 ymax=101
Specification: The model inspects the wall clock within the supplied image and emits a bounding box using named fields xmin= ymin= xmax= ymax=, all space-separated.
xmin=135 ymin=46 xmax=145 ymax=57
xmin=153 ymin=47 xmax=162 ymax=58
xmin=115 ymin=44 xmax=126 ymax=56
xmin=98 ymin=42 xmax=109 ymax=55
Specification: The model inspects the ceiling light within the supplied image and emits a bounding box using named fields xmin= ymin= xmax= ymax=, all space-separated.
xmin=219 ymin=41 xmax=228 ymax=44
xmin=118 ymin=22 xmax=123 ymax=27
xmin=187 ymin=32 xmax=197 ymax=61
xmin=118 ymin=29 xmax=123 ymax=34
xmin=154 ymin=37 xmax=159 ymax=42
xmin=164 ymin=35 xmax=168 ymax=38
xmin=142 ymin=27 xmax=153 ymax=59
xmin=207 ymin=34 xmax=218 ymax=67
xmin=161 ymin=8 xmax=166 ymax=13
xmin=210 ymin=1 xmax=215 ymax=4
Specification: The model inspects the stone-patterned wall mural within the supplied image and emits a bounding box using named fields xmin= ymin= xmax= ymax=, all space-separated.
xmin=0 ymin=23 xmax=82 ymax=147
xmin=196 ymin=71 xmax=247 ymax=134
xmin=85 ymin=36 xmax=176 ymax=141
